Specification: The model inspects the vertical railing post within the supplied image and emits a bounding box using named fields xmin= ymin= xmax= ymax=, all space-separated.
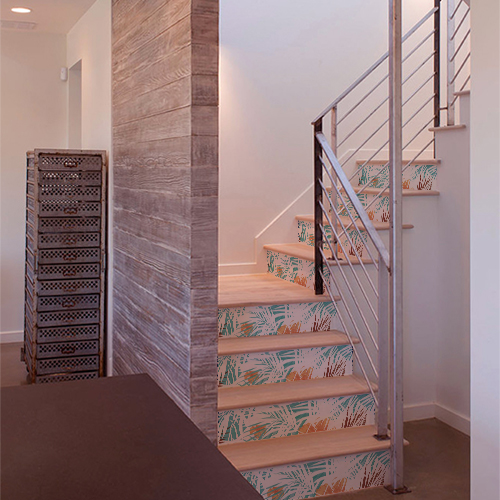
xmin=433 ymin=0 xmax=441 ymax=129
xmin=376 ymin=257 xmax=389 ymax=439
xmin=331 ymin=107 xmax=339 ymax=260
xmin=388 ymin=0 xmax=407 ymax=494
xmin=447 ymin=0 xmax=456 ymax=125
xmin=314 ymin=120 xmax=325 ymax=296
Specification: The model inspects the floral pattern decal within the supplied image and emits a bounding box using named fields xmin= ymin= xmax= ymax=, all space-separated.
xmin=218 ymin=393 xmax=375 ymax=444
xmin=243 ymin=450 xmax=391 ymax=499
xmin=218 ymin=345 xmax=353 ymax=387
xmin=267 ymin=250 xmax=330 ymax=290
xmin=298 ymin=220 xmax=368 ymax=258
xmin=356 ymin=163 xmax=438 ymax=191
xmin=218 ymin=302 xmax=339 ymax=338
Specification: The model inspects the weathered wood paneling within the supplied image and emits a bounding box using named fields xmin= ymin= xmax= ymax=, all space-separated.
xmin=112 ymin=0 xmax=218 ymax=441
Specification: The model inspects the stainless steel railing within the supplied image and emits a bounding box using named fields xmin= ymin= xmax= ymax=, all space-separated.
xmin=447 ymin=0 xmax=470 ymax=125
xmin=311 ymin=0 xmax=470 ymax=492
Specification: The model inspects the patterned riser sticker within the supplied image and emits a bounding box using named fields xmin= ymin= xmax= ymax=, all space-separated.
xmin=336 ymin=191 xmax=390 ymax=224
xmin=243 ymin=450 xmax=391 ymax=499
xmin=218 ymin=302 xmax=339 ymax=338
xmin=298 ymin=220 xmax=368 ymax=259
xmin=267 ymin=250 xmax=330 ymax=290
xmin=355 ymin=163 xmax=438 ymax=191
xmin=218 ymin=393 xmax=375 ymax=444
xmin=218 ymin=344 xmax=353 ymax=387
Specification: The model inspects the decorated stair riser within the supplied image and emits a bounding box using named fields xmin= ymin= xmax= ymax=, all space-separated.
xmin=267 ymin=250 xmax=330 ymax=290
xmin=243 ymin=450 xmax=391 ymax=499
xmin=218 ymin=393 xmax=375 ymax=444
xmin=298 ymin=220 xmax=368 ymax=259
xmin=338 ymin=192 xmax=389 ymax=224
xmin=219 ymin=302 xmax=340 ymax=339
xmin=218 ymin=344 xmax=353 ymax=387
xmin=354 ymin=163 xmax=438 ymax=191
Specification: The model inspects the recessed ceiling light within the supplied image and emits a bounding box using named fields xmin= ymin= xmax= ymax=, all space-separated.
xmin=11 ymin=7 xmax=32 ymax=14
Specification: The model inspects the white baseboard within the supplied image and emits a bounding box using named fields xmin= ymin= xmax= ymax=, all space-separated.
xmin=403 ymin=401 xmax=470 ymax=436
xmin=0 ymin=331 xmax=23 ymax=344
xmin=404 ymin=402 xmax=436 ymax=422
xmin=435 ymin=403 xmax=470 ymax=436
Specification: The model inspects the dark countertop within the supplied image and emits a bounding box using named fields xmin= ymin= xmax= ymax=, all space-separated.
xmin=1 ymin=374 xmax=263 ymax=500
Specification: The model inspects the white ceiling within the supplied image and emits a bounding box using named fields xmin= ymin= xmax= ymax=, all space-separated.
xmin=1 ymin=0 xmax=97 ymax=34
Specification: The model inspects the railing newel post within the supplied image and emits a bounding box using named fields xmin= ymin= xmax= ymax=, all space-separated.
xmin=314 ymin=119 xmax=325 ymax=296
xmin=447 ymin=0 xmax=456 ymax=125
xmin=376 ymin=257 xmax=389 ymax=440
xmin=388 ymin=0 xmax=407 ymax=494
xmin=434 ymin=0 xmax=442 ymax=129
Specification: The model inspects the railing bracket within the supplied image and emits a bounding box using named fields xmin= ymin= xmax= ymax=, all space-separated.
xmin=385 ymin=485 xmax=412 ymax=495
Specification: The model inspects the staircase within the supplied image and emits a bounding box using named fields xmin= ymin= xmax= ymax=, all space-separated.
xmin=217 ymin=2 xmax=470 ymax=498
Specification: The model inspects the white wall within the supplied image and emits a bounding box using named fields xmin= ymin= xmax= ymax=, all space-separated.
xmin=0 ymin=30 xmax=68 ymax=339
xmin=219 ymin=0 xmax=435 ymax=272
xmin=433 ymin=94 xmax=471 ymax=434
xmin=470 ymin=1 xmax=500 ymax=498
xmin=0 ymin=0 xmax=112 ymax=349
xmin=66 ymin=0 xmax=111 ymax=152
xmin=66 ymin=0 xmax=112 ymax=373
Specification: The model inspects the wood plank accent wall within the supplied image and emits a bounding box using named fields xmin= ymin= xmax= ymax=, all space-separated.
xmin=112 ymin=0 xmax=219 ymax=441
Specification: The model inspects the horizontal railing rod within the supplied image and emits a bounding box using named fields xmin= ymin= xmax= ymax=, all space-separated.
xmin=337 ymin=76 xmax=388 ymax=127
xmin=337 ymin=30 xmax=434 ymax=135
xmin=319 ymin=200 xmax=380 ymax=323
xmin=450 ymin=75 xmax=471 ymax=105
xmin=402 ymin=29 xmax=435 ymax=64
xmin=320 ymin=224 xmax=380 ymax=355
xmin=323 ymin=171 xmax=381 ymax=276
xmin=450 ymin=29 xmax=470 ymax=62
xmin=450 ymin=0 xmax=465 ymax=19
xmin=341 ymin=118 xmax=389 ymax=167
xmin=402 ymin=94 xmax=435 ymax=128
xmin=450 ymin=52 xmax=470 ymax=84
xmin=313 ymin=6 xmax=439 ymax=123
xmin=319 ymin=266 xmax=380 ymax=407
xmin=320 ymin=189 xmax=379 ymax=297
xmin=403 ymin=72 xmax=436 ymax=106
xmin=402 ymin=51 xmax=436 ymax=86
xmin=319 ymin=243 xmax=380 ymax=365
xmin=337 ymin=97 xmax=389 ymax=149
xmin=401 ymin=138 xmax=436 ymax=175
xmin=347 ymin=139 xmax=390 ymax=184
xmin=316 ymin=132 xmax=391 ymax=269
xmin=450 ymin=8 xmax=469 ymax=40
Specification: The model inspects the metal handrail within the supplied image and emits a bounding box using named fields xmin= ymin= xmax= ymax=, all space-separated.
xmin=310 ymin=0 xmax=470 ymax=491
xmin=312 ymin=6 xmax=439 ymax=124
xmin=315 ymin=132 xmax=391 ymax=269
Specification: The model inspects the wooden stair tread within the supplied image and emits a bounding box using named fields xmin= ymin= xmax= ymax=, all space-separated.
xmin=264 ymin=243 xmax=374 ymax=264
xmin=355 ymin=158 xmax=440 ymax=165
xmin=429 ymin=124 xmax=466 ymax=132
xmin=218 ymin=375 xmax=375 ymax=411
xmin=219 ymin=274 xmax=338 ymax=308
xmin=295 ymin=214 xmax=414 ymax=230
xmin=219 ymin=424 xmax=393 ymax=471
xmin=218 ymin=330 xmax=359 ymax=356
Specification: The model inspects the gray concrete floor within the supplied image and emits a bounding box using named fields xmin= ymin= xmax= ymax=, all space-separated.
xmin=1 ymin=342 xmax=470 ymax=499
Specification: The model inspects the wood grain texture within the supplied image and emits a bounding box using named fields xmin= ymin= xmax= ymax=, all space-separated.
xmin=218 ymin=331 xmax=359 ymax=356
xmin=219 ymin=425 xmax=393 ymax=472
xmin=219 ymin=274 xmax=339 ymax=308
xmin=112 ymin=0 xmax=218 ymax=441
xmin=218 ymin=376 xmax=376 ymax=411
